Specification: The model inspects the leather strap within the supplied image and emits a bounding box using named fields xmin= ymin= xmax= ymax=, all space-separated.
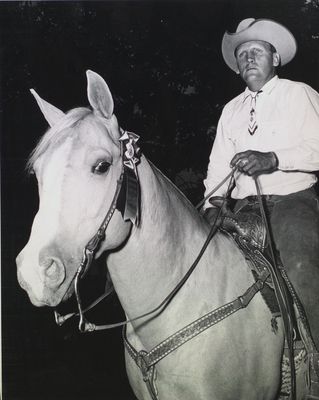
xmin=254 ymin=176 xmax=297 ymax=399
xmin=124 ymin=269 xmax=269 ymax=399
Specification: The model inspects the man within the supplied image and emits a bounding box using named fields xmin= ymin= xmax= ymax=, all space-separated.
xmin=204 ymin=17 xmax=319 ymax=392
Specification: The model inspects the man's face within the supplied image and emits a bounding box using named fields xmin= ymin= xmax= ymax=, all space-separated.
xmin=235 ymin=40 xmax=280 ymax=89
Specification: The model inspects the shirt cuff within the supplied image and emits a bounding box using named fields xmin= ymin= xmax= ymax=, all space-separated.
xmin=275 ymin=149 xmax=296 ymax=170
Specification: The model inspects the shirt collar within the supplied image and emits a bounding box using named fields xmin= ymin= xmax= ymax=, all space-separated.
xmin=242 ymin=75 xmax=279 ymax=103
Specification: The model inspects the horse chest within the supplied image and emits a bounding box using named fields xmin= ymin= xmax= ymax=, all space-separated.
xmin=124 ymin=308 xmax=283 ymax=400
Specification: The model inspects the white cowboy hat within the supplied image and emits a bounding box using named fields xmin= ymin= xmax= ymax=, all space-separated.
xmin=221 ymin=18 xmax=297 ymax=72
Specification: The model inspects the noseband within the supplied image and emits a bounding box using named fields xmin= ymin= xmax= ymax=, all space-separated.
xmin=54 ymin=130 xmax=141 ymax=332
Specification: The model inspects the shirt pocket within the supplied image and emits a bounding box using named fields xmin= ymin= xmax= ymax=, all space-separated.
xmin=258 ymin=119 xmax=290 ymax=150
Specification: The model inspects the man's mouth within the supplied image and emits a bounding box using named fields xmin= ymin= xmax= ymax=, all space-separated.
xmin=246 ymin=65 xmax=257 ymax=71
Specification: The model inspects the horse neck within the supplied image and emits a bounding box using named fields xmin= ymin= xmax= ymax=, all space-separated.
xmin=107 ymin=157 xmax=208 ymax=317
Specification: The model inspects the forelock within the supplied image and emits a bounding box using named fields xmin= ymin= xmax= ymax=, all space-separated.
xmin=26 ymin=107 xmax=92 ymax=173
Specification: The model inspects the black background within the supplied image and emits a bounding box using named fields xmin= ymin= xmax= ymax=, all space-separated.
xmin=2 ymin=1 xmax=319 ymax=399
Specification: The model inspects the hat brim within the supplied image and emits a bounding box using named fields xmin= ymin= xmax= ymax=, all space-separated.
xmin=222 ymin=19 xmax=297 ymax=72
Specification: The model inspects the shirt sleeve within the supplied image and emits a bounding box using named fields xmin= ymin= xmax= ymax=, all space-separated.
xmin=203 ymin=109 xmax=236 ymax=208
xmin=276 ymin=84 xmax=319 ymax=172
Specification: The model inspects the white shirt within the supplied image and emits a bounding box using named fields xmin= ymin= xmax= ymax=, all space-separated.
xmin=204 ymin=76 xmax=319 ymax=206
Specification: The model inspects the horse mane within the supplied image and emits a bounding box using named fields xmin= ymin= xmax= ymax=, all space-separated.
xmin=148 ymin=160 xmax=199 ymax=213
xmin=26 ymin=107 xmax=93 ymax=173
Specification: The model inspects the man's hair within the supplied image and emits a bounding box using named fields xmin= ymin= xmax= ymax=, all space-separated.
xmin=264 ymin=43 xmax=281 ymax=66
xmin=268 ymin=43 xmax=277 ymax=54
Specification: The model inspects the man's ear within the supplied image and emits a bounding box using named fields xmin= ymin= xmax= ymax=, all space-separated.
xmin=273 ymin=52 xmax=281 ymax=67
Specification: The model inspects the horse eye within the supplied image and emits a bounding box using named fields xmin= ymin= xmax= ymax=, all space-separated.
xmin=92 ymin=161 xmax=111 ymax=174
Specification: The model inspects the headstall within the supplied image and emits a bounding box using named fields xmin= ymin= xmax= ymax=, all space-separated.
xmin=54 ymin=129 xmax=141 ymax=332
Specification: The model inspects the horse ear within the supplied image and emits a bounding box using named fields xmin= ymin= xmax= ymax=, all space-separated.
xmin=86 ymin=70 xmax=114 ymax=119
xmin=30 ymin=89 xmax=65 ymax=127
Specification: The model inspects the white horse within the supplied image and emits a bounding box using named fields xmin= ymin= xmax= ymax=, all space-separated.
xmin=17 ymin=70 xmax=294 ymax=400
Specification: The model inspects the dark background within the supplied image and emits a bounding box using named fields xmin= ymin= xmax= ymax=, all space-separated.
xmin=1 ymin=1 xmax=319 ymax=399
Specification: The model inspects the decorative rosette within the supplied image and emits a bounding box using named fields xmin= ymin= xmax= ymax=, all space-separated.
xmin=117 ymin=129 xmax=142 ymax=226
xmin=119 ymin=130 xmax=141 ymax=169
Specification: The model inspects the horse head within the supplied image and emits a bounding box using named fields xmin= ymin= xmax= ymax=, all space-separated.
xmin=16 ymin=71 xmax=133 ymax=307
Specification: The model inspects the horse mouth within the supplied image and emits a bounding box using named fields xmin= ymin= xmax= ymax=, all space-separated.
xmin=24 ymin=291 xmax=61 ymax=307
xmin=18 ymin=270 xmax=68 ymax=307
xmin=41 ymin=276 xmax=78 ymax=307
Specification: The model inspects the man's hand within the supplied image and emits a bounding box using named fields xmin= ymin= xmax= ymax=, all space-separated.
xmin=230 ymin=150 xmax=278 ymax=176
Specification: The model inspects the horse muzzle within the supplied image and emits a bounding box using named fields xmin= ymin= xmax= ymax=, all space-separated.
xmin=16 ymin=250 xmax=67 ymax=307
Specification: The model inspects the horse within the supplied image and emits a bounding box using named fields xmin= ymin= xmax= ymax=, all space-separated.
xmin=17 ymin=70 xmax=304 ymax=400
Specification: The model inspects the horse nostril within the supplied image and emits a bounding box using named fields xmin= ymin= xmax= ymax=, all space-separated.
xmin=40 ymin=258 xmax=65 ymax=288
xmin=42 ymin=259 xmax=58 ymax=277
xmin=46 ymin=261 xmax=58 ymax=277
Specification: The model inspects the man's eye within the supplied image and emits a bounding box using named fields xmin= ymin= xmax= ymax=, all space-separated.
xmin=237 ymin=51 xmax=246 ymax=59
xmin=253 ymin=48 xmax=263 ymax=55
xmin=92 ymin=161 xmax=111 ymax=174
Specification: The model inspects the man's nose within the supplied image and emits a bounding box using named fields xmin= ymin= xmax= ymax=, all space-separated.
xmin=247 ymin=52 xmax=255 ymax=62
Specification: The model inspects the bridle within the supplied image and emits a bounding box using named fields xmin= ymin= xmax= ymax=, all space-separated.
xmin=54 ymin=129 xmax=141 ymax=332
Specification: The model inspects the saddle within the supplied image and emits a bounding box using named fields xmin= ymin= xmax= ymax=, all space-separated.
xmin=219 ymin=210 xmax=279 ymax=316
xmin=222 ymin=210 xmax=267 ymax=250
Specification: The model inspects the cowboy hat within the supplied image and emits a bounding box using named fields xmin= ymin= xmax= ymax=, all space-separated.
xmin=221 ymin=18 xmax=297 ymax=72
